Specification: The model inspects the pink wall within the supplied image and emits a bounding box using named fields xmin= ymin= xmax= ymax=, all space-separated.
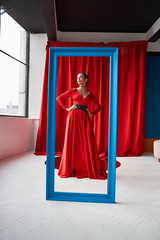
xmin=0 ymin=117 xmax=34 ymax=160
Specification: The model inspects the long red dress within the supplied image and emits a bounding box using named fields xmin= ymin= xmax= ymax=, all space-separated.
xmin=56 ymin=88 xmax=107 ymax=180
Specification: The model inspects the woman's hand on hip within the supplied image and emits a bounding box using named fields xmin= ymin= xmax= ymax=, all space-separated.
xmin=66 ymin=104 xmax=77 ymax=111
xmin=86 ymin=108 xmax=92 ymax=116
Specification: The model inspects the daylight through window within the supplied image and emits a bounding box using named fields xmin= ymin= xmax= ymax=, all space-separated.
xmin=0 ymin=10 xmax=29 ymax=117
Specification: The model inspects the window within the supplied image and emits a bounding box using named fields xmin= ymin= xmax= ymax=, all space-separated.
xmin=0 ymin=10 xmax=29 ymax=117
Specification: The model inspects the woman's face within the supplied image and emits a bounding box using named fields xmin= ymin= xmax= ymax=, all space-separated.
xmin=77 ymin=73 xmax=88 ymax=86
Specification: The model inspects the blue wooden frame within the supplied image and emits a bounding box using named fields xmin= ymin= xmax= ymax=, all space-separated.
xmin=46 ymin=47 xmax=118 ymax=203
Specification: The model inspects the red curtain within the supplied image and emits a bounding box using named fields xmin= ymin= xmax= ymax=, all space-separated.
xmin=35 ymin=40 xmax=148 ymax=163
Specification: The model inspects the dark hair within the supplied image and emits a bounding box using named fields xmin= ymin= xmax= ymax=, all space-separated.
xmin=81 ymin=73 xmax=88 ymax=85
xmin=82 ymin=73 xmax=88 ymax=79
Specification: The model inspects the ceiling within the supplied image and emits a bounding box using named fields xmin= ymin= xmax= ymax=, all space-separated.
xmin=56 ymin=0 xmax=160 ymax=33
xmin=1 ymin=0 xmax=160 ymax=40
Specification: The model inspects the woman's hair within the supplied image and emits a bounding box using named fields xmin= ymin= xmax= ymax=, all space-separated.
xmin=81 ymin=73 xmax=88 ymax=85
xmin=82 ymin=73 xmax=88 ymax=79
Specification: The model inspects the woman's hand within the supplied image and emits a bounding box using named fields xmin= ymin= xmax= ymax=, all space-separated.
xmin=86 ymin=108 xmax=92 ymax=116
xmin=66 ymin=104 xmax=77 ymax=111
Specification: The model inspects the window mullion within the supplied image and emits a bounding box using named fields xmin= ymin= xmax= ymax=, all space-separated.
xmin=0 ymin=50 xmax=29 ymax=67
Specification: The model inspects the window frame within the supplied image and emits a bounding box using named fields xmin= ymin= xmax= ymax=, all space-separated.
xmin=0 ymin=11 xmax=30 ymax=118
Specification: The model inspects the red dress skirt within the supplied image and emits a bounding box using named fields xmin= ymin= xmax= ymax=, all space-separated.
xmin=56 ymin=88 xmax=107 ymax=180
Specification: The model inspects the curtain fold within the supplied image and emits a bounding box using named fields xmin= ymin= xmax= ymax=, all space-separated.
xmin=35 ymin=40 xmax=148 ymax=161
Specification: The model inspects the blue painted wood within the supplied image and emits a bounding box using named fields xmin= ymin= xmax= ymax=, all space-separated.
xmin=107 ymin=49 xmax=118 ymax=202
xmin=46 ymin=47 xmax=118 ymax=203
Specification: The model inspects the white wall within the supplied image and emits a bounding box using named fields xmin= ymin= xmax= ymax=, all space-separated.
xmin=57 ymin=31 xmax=146 ymax=43
xmin=28 ymin=34 xmax=48 ymax=150
xmin=29 ymin=34 xmax=48 ymax=119
xmin=0 ymin=117 xmax=34 ymax=160
xmin=146 ymin=17 xmax=160 ymax=40
xmin=147 ymin=39 xmax=160 ymax=52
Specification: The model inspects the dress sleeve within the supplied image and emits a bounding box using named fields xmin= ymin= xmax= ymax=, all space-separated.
xmin=90 ymin=93 xmax=102 ymax=116
xmin=56 ymin=89 xmax=73 ymax=110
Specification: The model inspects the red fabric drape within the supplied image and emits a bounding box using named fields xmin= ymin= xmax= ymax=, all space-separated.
xmin=35 ymin=40 xmax=148 ymax=165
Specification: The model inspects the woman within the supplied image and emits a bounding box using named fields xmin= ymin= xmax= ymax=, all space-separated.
xmin=56 ymin=73 xmax=107 ymax=180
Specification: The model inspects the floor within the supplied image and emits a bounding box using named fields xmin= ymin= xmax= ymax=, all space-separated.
xmin=0 ymin=152 xmax=160 ymax=240
xmin=55 ymin=163 xmax=108 ymax=194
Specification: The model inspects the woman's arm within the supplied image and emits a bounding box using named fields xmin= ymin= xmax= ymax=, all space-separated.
xmin=89 ymin=93 xmax=102 ymax=116
xmin=56 ymin=89 xmax=73 ymax=110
